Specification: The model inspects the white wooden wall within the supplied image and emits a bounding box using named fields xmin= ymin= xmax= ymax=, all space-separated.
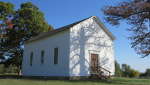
xmin=22 ymin=30 xmax=70 ymax=76
xmin=69 ymin=17 xmax=115 ymax=76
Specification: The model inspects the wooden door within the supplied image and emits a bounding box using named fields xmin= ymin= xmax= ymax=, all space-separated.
xmin=91 ymin=54 xmax=99 ymax=73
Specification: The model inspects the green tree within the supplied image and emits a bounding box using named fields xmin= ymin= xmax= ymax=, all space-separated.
xmin=103 ymin=0 xmax=150 ymax=57
xmin=122 ymin=64 xmax=131 ymax=77
xmin=0 ymin=2 xmax=14 ymax=20
xmin=129 ymin=69 xmax=140 ymax=78
xmin=145 ymin=69 xmax=150 ymax=77
xmin=115 ymin=61 xmax=122 ymax=77
xmin=141 ymin=68 xmax=150 ymax=77
xmin=0 ymin=2 xmax=53 ymax=74
xmin=122 ymin=64 xmax=140 ymax=78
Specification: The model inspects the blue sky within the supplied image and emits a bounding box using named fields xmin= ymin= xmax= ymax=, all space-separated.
xmin=1 ymin=0 xmax=150 ymax=72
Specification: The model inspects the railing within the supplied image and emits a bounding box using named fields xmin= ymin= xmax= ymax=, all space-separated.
xmin=90 ymin=66 xmax=111 ymax=79
xmin=98 ymin=66 xmax=111 ymax=78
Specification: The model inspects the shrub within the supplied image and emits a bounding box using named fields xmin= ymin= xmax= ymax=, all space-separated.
xmin=129 ymin=69 xmax=140 ymax=78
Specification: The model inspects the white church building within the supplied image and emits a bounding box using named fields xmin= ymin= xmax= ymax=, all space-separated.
xmin=22 ymin=16 xmax=115 ymax=79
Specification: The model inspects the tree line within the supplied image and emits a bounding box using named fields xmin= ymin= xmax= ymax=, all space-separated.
xmin=115 ymin=61 xmax=150 ymax=78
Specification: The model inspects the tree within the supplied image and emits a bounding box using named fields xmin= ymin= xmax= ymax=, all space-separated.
xmin=0 ymin=2 xmax=53 ymax=73
xmin=121 ymin=64 xmax=140 ymax=78
xmin=0 ymin=2 xmax=14 ymax=57
xmin=115 ymin=61 xmax=122 ymax=77
xmin=103 ymin=0 xmax=150 ymax=57
xmin=122 ymin=64 xmax=131 ymax=77
xmin=141 ymin=68 xmax=150 ymax=77
xmin=129 ymin=69 xmax=140 ymax=78
xmin=145 ymin=69 xmax=150 ymax=77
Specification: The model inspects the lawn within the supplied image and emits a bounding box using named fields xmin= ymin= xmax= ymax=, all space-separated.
xmin=0 ymin=77 xmax=150 ymax=85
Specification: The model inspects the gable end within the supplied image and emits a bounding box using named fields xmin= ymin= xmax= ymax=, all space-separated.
xmin=92 ymin=16 xmax=115 ymax=41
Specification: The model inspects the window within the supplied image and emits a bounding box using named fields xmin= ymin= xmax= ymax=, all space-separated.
xmin=30 ymin=52 xmax=33 ymax=66
xmin=41 ymin=50 xmax=45 ymax=64
xmin=54 ymin=48 xmax=58 ymax=64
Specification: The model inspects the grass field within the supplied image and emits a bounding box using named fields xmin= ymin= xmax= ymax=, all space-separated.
xmin=0 ymin=77 xmax=150 ymax=85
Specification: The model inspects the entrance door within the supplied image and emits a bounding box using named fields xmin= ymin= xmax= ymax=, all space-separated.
xmin=91 ymin=54 xmax=99 ymax=73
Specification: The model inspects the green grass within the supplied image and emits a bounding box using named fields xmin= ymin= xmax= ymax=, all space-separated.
xmin=0 ymin=77 xmax=150 ymax=85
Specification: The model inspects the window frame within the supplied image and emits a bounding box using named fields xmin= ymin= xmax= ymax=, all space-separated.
xmin=54 ymin=47 xmax=58 ymax=64
xmin=30 ymin=52 xmax=33 ymax=66
xmin=41 ymin=50 xmax=45 ymax=64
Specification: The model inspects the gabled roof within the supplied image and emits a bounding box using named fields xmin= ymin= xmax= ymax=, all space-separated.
xmin=25 ymin=16 xmax=115 ymax=44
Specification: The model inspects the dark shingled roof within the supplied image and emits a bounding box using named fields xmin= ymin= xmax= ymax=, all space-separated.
xmin=26 ymin=16 xmax=115 ymax=44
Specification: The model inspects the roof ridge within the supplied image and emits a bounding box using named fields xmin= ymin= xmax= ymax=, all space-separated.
xmin=56 ymin=16 xmax=93 ymax=29
xmin=25 ymin=16 xmax=92 ymax=44
xmin=25 ymin=16 xmax=115 ymax=44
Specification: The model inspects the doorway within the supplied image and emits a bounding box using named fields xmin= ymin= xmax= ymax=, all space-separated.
xmin=90 ymin=54 xmax=99 ymax=73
